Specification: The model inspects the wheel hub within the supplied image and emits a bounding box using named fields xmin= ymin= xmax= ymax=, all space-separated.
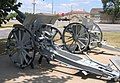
xmin=73 ymin=35 xmax=79 ymax=41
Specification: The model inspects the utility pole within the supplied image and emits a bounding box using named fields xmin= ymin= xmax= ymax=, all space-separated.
xmin=52 ymin=0 xmax=54 ymax=14
xmin=32 ymin=0 xmax=36 ymax=14
xmin=71 ymin=5 xmax=73 ymax=16
xmin=69 ymin=5 xmax=72 ymax=23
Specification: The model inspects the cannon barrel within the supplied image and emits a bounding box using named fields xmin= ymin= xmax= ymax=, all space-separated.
xmin=6 ymin=2 xmax=26 ymax=23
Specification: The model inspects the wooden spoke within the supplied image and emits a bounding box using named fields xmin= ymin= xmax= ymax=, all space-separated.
xmin=65 ymin=38 xmax=73 ymax=43
xmin=63 ymin=23 xmax=90 ymax=53
xmin=6 ymin=27 xmax=35 ymax=68
xmin=18 ymin=30 xmax=22 ymax=41
xmin=23 ymin=45 xmax=32 ymax=49
xmin=78 ymin=40 xmax=86 ymax=47
xmin=78 ymin=38 xmax=89 ymax=41
xmin=21 ymin=52 xmax=29 ymax=64
xmin=68 ymin=40 xmax=75 ymax=48
xmin=78 ymin=33 xmax=87 ymax=37
xmin=13 ymin=33 xmax=19 ymax=43
xmin=23 ymin=49 xmax=32 ymax=58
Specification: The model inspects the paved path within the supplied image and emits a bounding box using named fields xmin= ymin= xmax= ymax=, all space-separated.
xmin=98 ymin=24 xmax=120 ymax=32
xmin=0 ymin=28 xmax=12 ymax=39
xmin=55 ymin=21 xmax=120 ymax=32
xmin=0 ymin=23 xmax=120 ymax=39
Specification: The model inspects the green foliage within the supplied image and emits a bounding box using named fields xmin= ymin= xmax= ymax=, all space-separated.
xmin=0 ymin=0 xmax=22 ymax=26
xmin=24 ymin=12 xmax=31 ymax=16
xmin=7 ymin=12 xmax=18 ymax=20
xmin=102 ymin=0 xmax=120 ymax=23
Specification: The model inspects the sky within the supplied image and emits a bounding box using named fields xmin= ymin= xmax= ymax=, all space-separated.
xmin=18 ymin=0 xmax=103 ymax=14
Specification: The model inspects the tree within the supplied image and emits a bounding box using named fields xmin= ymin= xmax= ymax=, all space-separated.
xmin=25 ymin=12 xmax=31 ymax=16
xmin=7 ymin=12 xmax=18 ymax=20
xmin=0 ymin=0 xmax=22 ymax=26
xmin=101 ymin=0 xmax=120 ymax=23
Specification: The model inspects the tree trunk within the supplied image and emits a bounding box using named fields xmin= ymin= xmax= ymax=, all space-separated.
xmin=112 ymin=16 xmax=115 ymax=24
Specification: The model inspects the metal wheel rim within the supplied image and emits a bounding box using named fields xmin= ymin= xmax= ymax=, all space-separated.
xmin=6 ymin=27 xmax=35 ymax=68
xmin=63 ymin=22 xmax=90 ymax=54
xmin=88 ymin=23 xmax=103 ymax=49
xmin=36 ymin=24 xmax=63 ymax=46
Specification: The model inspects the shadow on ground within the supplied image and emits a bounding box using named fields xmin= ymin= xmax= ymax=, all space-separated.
xmin=0 ymin=54 xmax=117 ymax=83
xmin=0 ymin=55 xmax=73 ymax=83
xmin=0 ymin=39 xmax=6 ymax=55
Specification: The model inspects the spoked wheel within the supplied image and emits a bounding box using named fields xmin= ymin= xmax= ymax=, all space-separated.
xmin=36 ymin=24 xmax=63 ymax=46
xmin=63 ymin=23 xmax=90 ymax=54
xmin=6 ymin=25 xmax=35 ymax=68
xmin=88 ymin=23 xmax=103 ymax=49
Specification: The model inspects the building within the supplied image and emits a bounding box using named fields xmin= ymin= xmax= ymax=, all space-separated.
xmin=58 ymin=9 xmax=90 ymax=22
xmin=90 ymin=8 xmax=103 ymax=21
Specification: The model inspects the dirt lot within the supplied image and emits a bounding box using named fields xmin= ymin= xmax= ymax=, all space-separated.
xmin=0 ymin=48 xmax=120 ymax=83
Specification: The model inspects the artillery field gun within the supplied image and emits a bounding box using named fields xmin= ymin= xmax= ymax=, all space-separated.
xmin=5 ymin=5 xmax=120 ymax=82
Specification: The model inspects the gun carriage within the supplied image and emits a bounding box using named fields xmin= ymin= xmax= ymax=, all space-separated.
xmin=6 ymin=7 xmax=120 ymax=81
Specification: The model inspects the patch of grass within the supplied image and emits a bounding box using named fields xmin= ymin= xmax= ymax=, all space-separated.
xmin=103 ymin=32 xmax=120 ymax=48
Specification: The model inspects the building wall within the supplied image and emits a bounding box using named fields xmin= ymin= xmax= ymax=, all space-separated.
xmin=63 ymin=13 xmax=90 ymax=22
xmin=90 ymin=14 xmax=101 ymax=21
xmin=100 ymin=13 xmax=120 ymax=23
